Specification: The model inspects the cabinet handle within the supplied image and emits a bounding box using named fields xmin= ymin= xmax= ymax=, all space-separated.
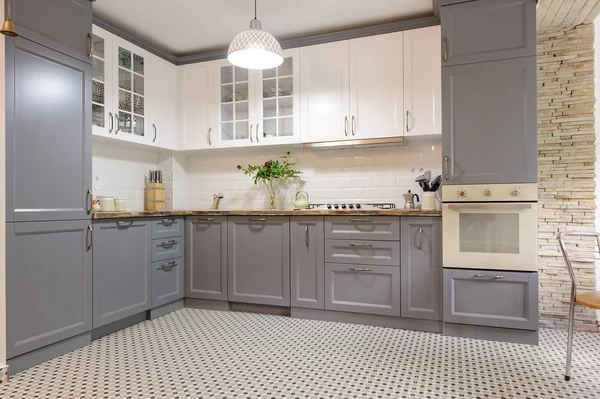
xmin=305 ymin=225 xmax=309 ymax=247
xmin=406 ymin=110 xmax=410 ymax=132
xmin=116 ymin=220 xmax=133 ymax=227
xmin=249 ymin=218 xmax=267 ymax=222
xmin=87 ymin=33 xmax=93 ymax=59
xmin=349 ymin=218 xmax=372 ymax=223
xmin=444 ymin=156 xmax=450 ymax=181
xmin=256 ymin=123 xmax=260 ymax=142
xmin=473 ymin=274 xmax=504 ymax=280
xmin=351 ymin=116 xmax=356 ymax=136
xmin=344 ymin=116 xmax=348 ymax=136
xmin=152 ymin=124 xmax=157 ymax=143
xmin=443 ymin=37 xmax=448 ymax=62
xmin=161 ymin=218 xmax=175 ymax=224
xmin=86 ymin=189 xmax=92 ymax=214
xmin=115 ymin=113 xmax=120 ymax=135
xmin=195 ymin=217 xmax=215 ymax=222
xmin=87 ymin=225 xmax=93 ymax=251
xmin=349 ymin=267 xmax=373 ymax=272
xmin=160 ymin=261 xmax=177 ymax=272
xmin=250 ymin=124 xmax=253 ymax=143
xmin=208 ymin=127 xmax=212 ymax=145
xmin=417 ymin=226 xmax=423 ymax=250
xmin=349 ymin=242 xmax=373 ymax=247
xmin=161 ymin=239 xmax=177 ymax=247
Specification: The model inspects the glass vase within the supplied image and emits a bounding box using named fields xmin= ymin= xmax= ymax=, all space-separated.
xmin=263 ymin=179 xmax=279 ymax=210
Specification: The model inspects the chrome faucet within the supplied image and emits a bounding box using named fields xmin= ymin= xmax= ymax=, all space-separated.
xmin=212 ymin=192 xmax=224 ymax=209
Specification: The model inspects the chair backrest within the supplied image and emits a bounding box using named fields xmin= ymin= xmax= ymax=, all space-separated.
xmin=558 ymin=232 xmax=600 ymax=297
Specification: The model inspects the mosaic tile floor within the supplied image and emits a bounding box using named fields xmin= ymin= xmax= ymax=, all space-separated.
xmin=0 ymin=308 xmax=599 ymax=398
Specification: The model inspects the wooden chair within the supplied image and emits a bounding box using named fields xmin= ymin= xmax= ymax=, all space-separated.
xmin=558 ymin=232 xmax=600 ymax=381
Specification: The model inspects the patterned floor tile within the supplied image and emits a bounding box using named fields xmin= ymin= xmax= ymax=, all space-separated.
xmin=0 ymin=308 xmax=599 ymax=398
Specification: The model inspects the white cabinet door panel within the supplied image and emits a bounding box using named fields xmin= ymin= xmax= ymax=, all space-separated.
xmin=179 ymin=62 xmax=215 ymax=150
xmin=149 ymin=55 xmax=178 ymax=150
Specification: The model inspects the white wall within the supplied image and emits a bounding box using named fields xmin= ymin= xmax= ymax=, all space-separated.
xmin=0 ymin=5 xmax=6 ymax=369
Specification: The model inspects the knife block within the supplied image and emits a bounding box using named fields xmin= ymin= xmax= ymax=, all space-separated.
xmin=145 ymin=183 xmax=165 ymax=211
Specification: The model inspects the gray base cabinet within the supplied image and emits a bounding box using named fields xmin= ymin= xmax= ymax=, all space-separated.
xmin=325 ymin=263 xmax=400 ymax=317
xmin=152 ymin=258 xmax=184 ymax=308
xmin=325 ymin=239 xmax=400 ymax=266
xmin=185 ymin=216 xmax=228 ymax=301
xmin=443 ymin=269 xmax=538 ymax=330
xmin=291 ymin=217 xmax=325 ymax=310
xmin=325 ymin=216 xmax=399 ymax=241
xmin=92 ymin=219 xmax=152 ymax=328
xmin=228 ymin=216 xmax=290 ymax=307
xmin=401 ymin=217 xmax=442 ymax=321
xmin=10 ymin=0 xmax=93 ymax=63
xmin=6 ymin=220 xmax=92 ymax=359
xmin=6 ymin=37 xmax=92 ymax=222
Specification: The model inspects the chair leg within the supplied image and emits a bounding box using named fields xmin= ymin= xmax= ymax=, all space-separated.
xmin=565 ymin=296 xmax=576 ymax=381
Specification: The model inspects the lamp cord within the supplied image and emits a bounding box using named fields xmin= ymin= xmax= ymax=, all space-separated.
xmin=254 ymin=0 xmax=257 ymax=19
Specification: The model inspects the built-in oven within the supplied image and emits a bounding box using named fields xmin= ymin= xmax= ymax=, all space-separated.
xmin=442 ymin=183 xmax=538 ymax=271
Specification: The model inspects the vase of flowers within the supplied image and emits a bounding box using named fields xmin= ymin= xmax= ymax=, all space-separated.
xmin=238 ymin=152 xmax=302 ymax=210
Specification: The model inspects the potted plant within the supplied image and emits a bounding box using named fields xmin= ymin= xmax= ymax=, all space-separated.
xmin=238 ymin=152 xmax=302 ymax=210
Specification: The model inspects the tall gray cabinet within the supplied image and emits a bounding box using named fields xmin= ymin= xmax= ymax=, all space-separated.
xmin=290 ymin=217 xmax=325 ymax=310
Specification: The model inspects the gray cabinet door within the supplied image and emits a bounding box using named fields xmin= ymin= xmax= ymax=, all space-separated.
xmin=443 ymin=269 xmax=538 ymax=330
xmin=6 ymin=220 xmax=92 ymax=358
xmin=6 ymin=38 xmax=92 ymax=222
xmin=325 ymin=239 xmax=400 ymax=267
xmin=325 ymin=263 xmax=400 ymax=316
xmin=152 ymin=257 xmax=184 ymax=308
xmin=152 ymin=217 xmax=184 ymax=239
xmin=10 ymin=0 xmax=92 ymax=63
xmin=440 ymin=0 xmax=535 ymax=66
xmin=442 ymin=57 xmax=537 ymax=185
xmin=228 ymin=216 xmax=290 ymax=307
xmin=291 ymin=217 xmax=325 ymax=310
xmin=92 ymin=219 xmax=152 ymax=328
xmin=185 ymin=216 xmax=228 ymax=301
xmin=401 ymin=217 xmax=442 ymax=321
xmin=151 ymin=237 xmax=184 ymax=262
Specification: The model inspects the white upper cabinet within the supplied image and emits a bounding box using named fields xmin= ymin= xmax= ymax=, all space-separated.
xmin=149 ymin=55 xmax=178 ymax=150
xmin=179 ymin=61 xmax=215 ymax=150
xmin=404 ymin=26 xmax=442 ymax=136
xmin=349 ymin=32 xmax=404 ymax=139
xmin=300 ymin=41 xmax=350 ymax=143
xmin=91 ymin=25 xmax=115 ymax=138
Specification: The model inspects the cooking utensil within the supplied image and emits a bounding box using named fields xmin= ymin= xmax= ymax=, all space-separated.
xmin=415 ymin=175 xmax=428 ymax=191
xmin=430 ymin=175 xmax=442 ymax=192
xmin=424 ymin=170 xmax=432 ymax=186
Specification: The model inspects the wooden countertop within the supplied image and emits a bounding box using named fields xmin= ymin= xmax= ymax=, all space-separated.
xmin=92 ymin=209 xmax=442 ymax=219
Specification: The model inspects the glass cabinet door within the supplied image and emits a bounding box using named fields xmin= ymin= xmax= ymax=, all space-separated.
xmin=91 ymin=26 xmax=113 ymax=137
xmin=115 ymin=39 xmax=148 ymax=139
xmin=257 ymin=48 xmax=300 ymax=144
xmin=216 ymin=61 xmax=253 ymax=146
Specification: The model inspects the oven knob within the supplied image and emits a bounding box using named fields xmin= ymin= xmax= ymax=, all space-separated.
xmin=457 ymin=189 xmax=467 ymax=199
xmin=348 ymin=204 xmax=354 ymax=209
xmin=334 ymin=204 xmax=339 ymax=209
xmin=510 ymin=188 xmax=520 ymax=198
xmin=483 ymin=188 xmax=492 ymax=198
xmin=327 ymin=204 xmax=332 ymax=209
xmin=356 ymin=204 xmax=362 ymax=209
xmin=341 ymin=204 xmax=347 ymax=209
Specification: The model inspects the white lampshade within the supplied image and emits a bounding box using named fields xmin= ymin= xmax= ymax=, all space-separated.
xmin=227 ymin=19 xmax=283 ymax=70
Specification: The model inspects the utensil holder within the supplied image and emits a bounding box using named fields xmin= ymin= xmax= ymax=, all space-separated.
xmin=145 ymin=183 xmax=165 ymax=211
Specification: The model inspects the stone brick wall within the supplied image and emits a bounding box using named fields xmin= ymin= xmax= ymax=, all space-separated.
xmin=538 ymin=23 xmax=599 ymax=331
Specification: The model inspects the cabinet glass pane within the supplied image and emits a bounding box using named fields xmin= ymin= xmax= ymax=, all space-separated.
xmin=279 ymin=57 xmax=293 ymax=76
xmin=92 ymin=34 xmax=104 ymax=59
xmin=459 ymin=213 xmax=519 ymax=254
xmin=263 ymin=67 xmax=276 ymax=79
xmin=278 ymin=97 xmax=293 ymax=117
xmin=92 ymin=104 xmax=105 ymax=128
xmin=279 ymin=77 xmax=293 ymax=96
xmin=133 ymin=116 xmax=144 ymax=136
xmin=235 ymin=121 xmax=249 ymax=140
xmin=263 ymin=79 xmax=278 ymax=98
xmin=133 ymin=54 xmax=144 ymax=75
xmin=221 ymin=84 xmax=233 ymax=103
xmin=133 ymin=95 xmax=144 ymax=116
xmin=92 ymin=58 xmax=104 ymax=81
xmin=235 ymin=101 xmax=249 ymax=120
xmin=118 ymin=47 xmax=131 ymax=69
xmin=119 ymin=112 xmax=132 ymax=133
xmin=263 ymin=99 xmax=276 ymax=118
xmin=234 ymin=66 xmax=248 ymax=82
xmin=119 ymin=69 xmax=132 ymax=90
xmin=263 ymin=119 xmax=277 ymax=138
xmin=92 ymin=81 xmax=104 ymax=105
xmin=235 ymin=82 xmax=248 ymax=101
xmin=220 ymin=66 xmax=233 ymax=84
xmin=221 ymin=122 xmax=234 ymax=141
xmin=279 ymin=117 xmax=293 ymax=137
xmin=119 ymin=90 xmax=131 ymax=112
xmin=133 ymin=74 xmax=144 ymax=95
xmin=221 ymin=103 xmax=233 ymax=122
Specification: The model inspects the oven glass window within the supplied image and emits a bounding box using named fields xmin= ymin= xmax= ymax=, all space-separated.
xmin=459 ymin=213 xmax=519 ymax=254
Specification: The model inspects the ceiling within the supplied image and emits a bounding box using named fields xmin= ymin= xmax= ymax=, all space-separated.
xmin=537 ymin=0 xmax=600 ymax=29
xmin=93 ymin=0 xmax=434 ymax=56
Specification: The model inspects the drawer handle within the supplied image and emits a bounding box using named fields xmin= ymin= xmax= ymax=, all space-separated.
xmin=161 ymin=240 xmax=177 ymax=247
xmin=159 ymin=261 xmax=177 ymax=271
xmin=196 ymin=217 xmax=215 ymax=222
xmin=349 ymin=267 xmax=373 ymax=272
xmin=249 ymin=218 xmax=267 ymax=222
xmin=473 ymin=274 xmax=504 ymax=280
xmin=161 ymin=218 xmax=175 ymax=224
xmin=116 ymin=220 xmax=133 ymax=227
xmin=349 ymin=243 xmax=373 ymax=248
xmin=349 ymin=218 xmax=372 ymax=223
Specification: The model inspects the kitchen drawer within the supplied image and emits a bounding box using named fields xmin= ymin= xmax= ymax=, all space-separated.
xmin=325 ymin=263 xmax=400 ymax=316
xmin=443 ymin=269 xmax=538 ymax=330
xmin=152 ymin=257 xmax=184 ymax=308
xmin=325 ymin=216 xmax=399 ymax=241
xmin=152 ymin=237 xmax=184 ymax=262
xmin=325 ymin=239 xmax=400 ymax=267
xmin=152 ymin=217 xmax=184 ymax=239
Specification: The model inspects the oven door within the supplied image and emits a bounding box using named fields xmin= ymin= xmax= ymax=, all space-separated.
xmin=442 ymin=202 xmax=537 ymax=271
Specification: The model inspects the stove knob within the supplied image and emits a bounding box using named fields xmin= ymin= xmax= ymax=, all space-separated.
xmin=457 ymin=189 xmax=467 ymax=199
xmin=510 ymin=188 xmax=520 ymax=198
xmin=334 ymin=204 xmax=339 ymax=209
xmin=341 ymin=204 xmax=347 ymax=209
xmin=483 ymin=188 xmax=492 ymax=198
xmin=356 ymin=204 xmax=362 ymax=209
xmin=348 ymin=204 xmax=354 ymax=209
xmin=327 ymin=204 xmax=332 ymax=209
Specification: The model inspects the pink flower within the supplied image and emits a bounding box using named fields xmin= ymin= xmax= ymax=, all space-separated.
xmin=265 ymin=162 xmax=271 ymax=168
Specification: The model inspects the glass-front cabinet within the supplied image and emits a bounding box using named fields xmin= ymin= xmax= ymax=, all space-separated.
xmin=91 ymin=25 xmax=114 ymax=138
xmin=214 ymin=48 xmax=300 ymax=147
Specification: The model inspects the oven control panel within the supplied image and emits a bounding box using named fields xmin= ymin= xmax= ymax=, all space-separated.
xmin=442 ymin=183 xmax=538 ymax=202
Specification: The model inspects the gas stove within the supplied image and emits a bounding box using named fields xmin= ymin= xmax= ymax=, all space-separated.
xmin=306 ymin=203 xmax=396 ymax=211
